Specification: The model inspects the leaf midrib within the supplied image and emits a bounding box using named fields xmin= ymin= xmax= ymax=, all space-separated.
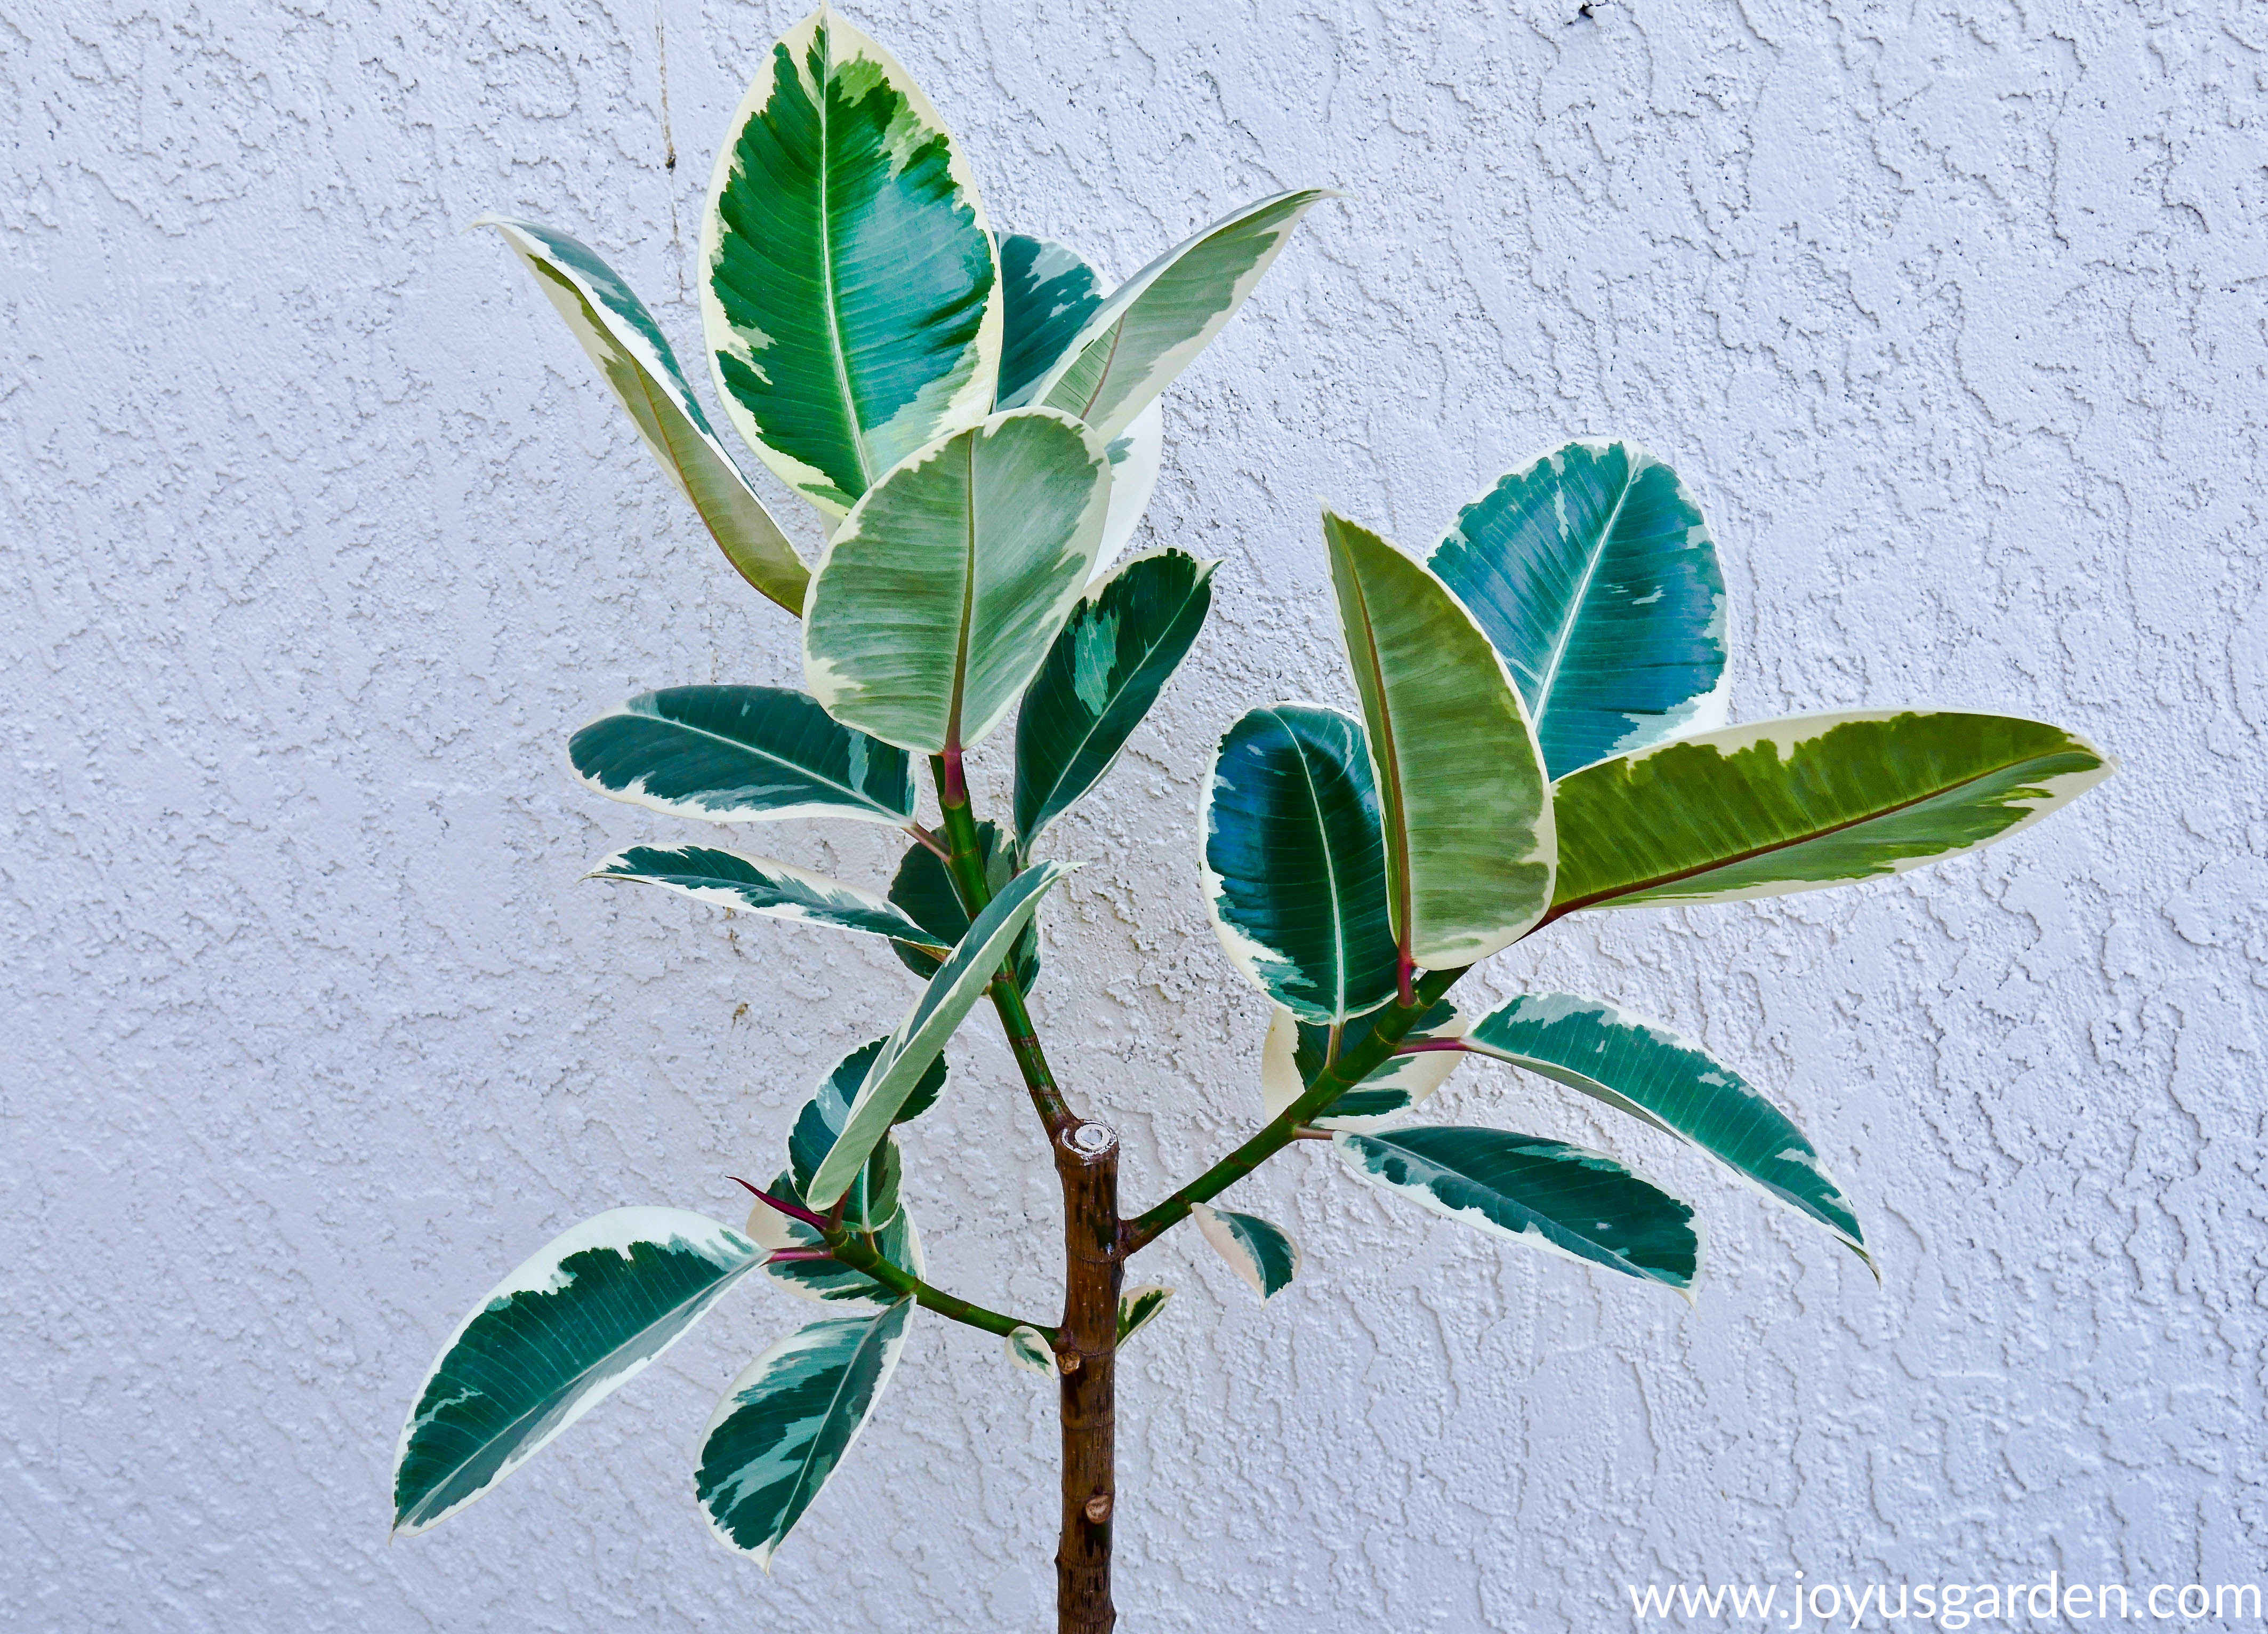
xmin=406 ymin=1252 xmax=751 ymax=1526
xmin=1545 ymin=744 xmax=2076 ymax=922
xmin=1279 ymin=710 xmax=1353 ymax=1024
xmin=619 ymin=705 xmax=902 ymax=820
xmin=811 ymin=26 xmax=871 ymax=494
xmin=1529 ymin=461 xmax=1637 ymax=732
xmin=1337 ymin=549 xmax=1414 ymax=962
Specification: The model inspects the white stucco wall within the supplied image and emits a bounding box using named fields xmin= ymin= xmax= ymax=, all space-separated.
xmin=6 ymin=0 xmax=2264 ymax=1627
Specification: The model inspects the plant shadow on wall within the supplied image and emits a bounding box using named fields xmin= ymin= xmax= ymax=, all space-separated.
xmin=390 ymin=9 xmax=2116 ymax=1632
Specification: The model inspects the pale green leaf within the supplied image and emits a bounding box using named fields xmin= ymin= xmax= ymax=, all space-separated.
xmin=1324 ymin=512 xmax=1555 ymax=968
xmin=393 ymin=1208 xmax=763 ymax=1534
xmin=1549 ymin=710 xmax=2116 ymax=916
xmin=701 ymin=9 xmax=998 ymax=514
xmin=807 ymin=860 xmax=1072 ymax=1203
xmin=1016 ymin=189 xmax=1336 ymax=441
xmin=803 ymin=410 xmax=1112 ymax=754
xmin=695 ymin=1300 xmax=916 ymax=1566
xmin=476 ymin=216 xmax=810 ymax=613
xmin=1006 ymin=1325 xmax=1055 ymax=1375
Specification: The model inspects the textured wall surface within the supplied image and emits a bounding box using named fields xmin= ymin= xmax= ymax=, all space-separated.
xmin=5 ymin=0 xmax=2264 ymax=1627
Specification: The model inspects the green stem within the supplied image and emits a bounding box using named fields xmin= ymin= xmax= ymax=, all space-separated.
xmin=825 ymin=1231 xmax=1050 ymax=1342
xmin=930 ymin=752 xmax=1078 ymax=1137
xmin=1121 ymin=966 xmax=1465 ymax=1254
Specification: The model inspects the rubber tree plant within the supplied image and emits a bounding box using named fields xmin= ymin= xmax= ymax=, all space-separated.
xmin=392 ymin=10 xmax=2117 ymax=1629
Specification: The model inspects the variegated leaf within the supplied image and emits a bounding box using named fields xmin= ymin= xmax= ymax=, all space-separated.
xmin=1016 ymin=548 xmax=1217 ymax=850
xmin=1336 ymin=1126 xmax=1699 ymax=1299
xmin=886 ymin=819 xmax=1039 ymax=994
xmin=1260 ymin=999 xmax=1467 ymax=1132
xmin=475 ymin=215 xmax=809 ymax=614
xmin=1325 ymin=512 xmax=1555 ymax=970
xmin=1006 ymin=1325 xmax=1056 ymax=1375
xmin=1191 ymin=1203 xmax=1300 ymax=1300
xmin=1549 ymin=711 xmax=2116 ymax=917
xmin=1200 ymin=703 xmax=1398 ymax=1026
xmin=746 ymin=1175 xmax=924 ymax=1305
xmin=1117 ymin=1284 xmax=1175 ymax=1343
xmin=569 ymin=686 xmax=915 ymax=826
xmin=695 ymin=1300 xmax=916 ymax=1566
xmin=393 ymin=1208 xmax=764 ymax=1534
xmin=1428 ymin=440 xmax=1726 ymax=778
xmin=803 ymin=410 xmax=1112 ymax=755
xmin=1014 ymin=189 xmax=1336 ymax=442
xmin=702 ymin=9 xmax=998 ymax=514
xmin=807 ymin=861 xmax=1072 ymax=1204
xmin=1461 ymin=994 xmax=1866 ymax=1261
xmin=586 ymin=845 xmax=942 ymax=949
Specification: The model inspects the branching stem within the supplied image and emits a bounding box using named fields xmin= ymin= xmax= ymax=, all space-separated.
xmin=1120 ymin=966 xmax=1465 ymax=1254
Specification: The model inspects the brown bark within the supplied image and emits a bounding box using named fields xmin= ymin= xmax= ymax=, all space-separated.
xmin=1055 ymin=1121 xmax=1121 ymax=1634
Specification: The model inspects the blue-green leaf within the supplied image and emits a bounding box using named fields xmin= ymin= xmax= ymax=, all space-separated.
xmin=1549 ymin=711 xmax=2116 ymax=916
xmin=586 ymin=845 xmax=942 ymax=948
xmin=701 ymin=9 xmax=998 ymax=514
xmin=807 ymin=860 xmax=1072 ymax=1204
xmin=1260 ymin=999 xmax=1467 ymax=1131
xmin=1429 ymin=441 xmax=1726 ymax=778
xmin=569 ymin=686 xmax=916 ymax=827
xmin=1201 ymin=704 xmax=1399 ymax=1026
xmin=1191 ymin=1204 xmax=1300 ymax=1300
xmin=1462 ymin=994 xmax=1866 ymax=1259
xmin=392 ymin=1208 xmax=764 ymax=1534
xmin=696 ymin=1300 xmax=916 ymax=1566
xmin=1016 ymin=548 xmax=1217 ymax=849
xmin=1335 ymin=1127 xmax=1699 ymax=1298
xmin=1118 ymin=1284 xmax=1175 ymax=1344
xmin=1015 ymin=189 xmax=1336 ymax=441
xmin=474 ymin=215 xmax=809 ymax=615
xmin=887 ymin=820 xmax=1040 ymax=994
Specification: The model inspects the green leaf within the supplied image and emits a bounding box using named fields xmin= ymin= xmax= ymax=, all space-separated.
xmin=746 ymin=1173 xmax=924 ymax=1305
xmin=1201 ymin=704 xmax=1398 ymax=1026
xmin=887 ymin=820 xmax=1039 ymax=994
xmin=701 ymin=9 xmax=998 ymax=514
xmin=1548 ymin=711 xmax=2116 ymax=916
xmin=1005 ymin=1325 xmax=1055 ymax=1375
xmin=1191 ymin=1204 xmax=1300 ymax=1300
xmin=1016 ymin=548 xmax=1218 ymax=849
xmin=586 ymin=845 xmax=942 ymax=949
xmin=807 ymin=860 xmax=1073 ymax=1204
xmin=1260 ymin=999 xmax=1466 ymax=1132
xmin=475 ymin=217 xmax=810 ymax=614
xmin=695 ymin=1299 xmax=916 ymax=1567
xmin=392 ymin=1208 xmax=764 ymax=1534
xmin=995 ymin=233 xmax=1166 ymax=576
xmin=1014 ymin=189 xmax=1336 ymax=441
xmin=789 ymin=1044 xmax=911 ymax=1229
xmin=1324 ymin=511 xmax=1555 ymax=970
xmin=569 ymin=686 xmax=916 ymax=827
xmin=1335 ymin=1127 xmax=1700 ymax=1299
xmin=996 ymin=233 xmax=1104 ymax=405
xmin=1462 ymin=994 xmax=1865 ymax=1260
xmin=803 ymin=409 xmax=1113 ymax=754
xmin=1428 ymin=440 xmax=1727 ymax=779
xmin=1117 ymin=1284 xmax=1175 ymax=1344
